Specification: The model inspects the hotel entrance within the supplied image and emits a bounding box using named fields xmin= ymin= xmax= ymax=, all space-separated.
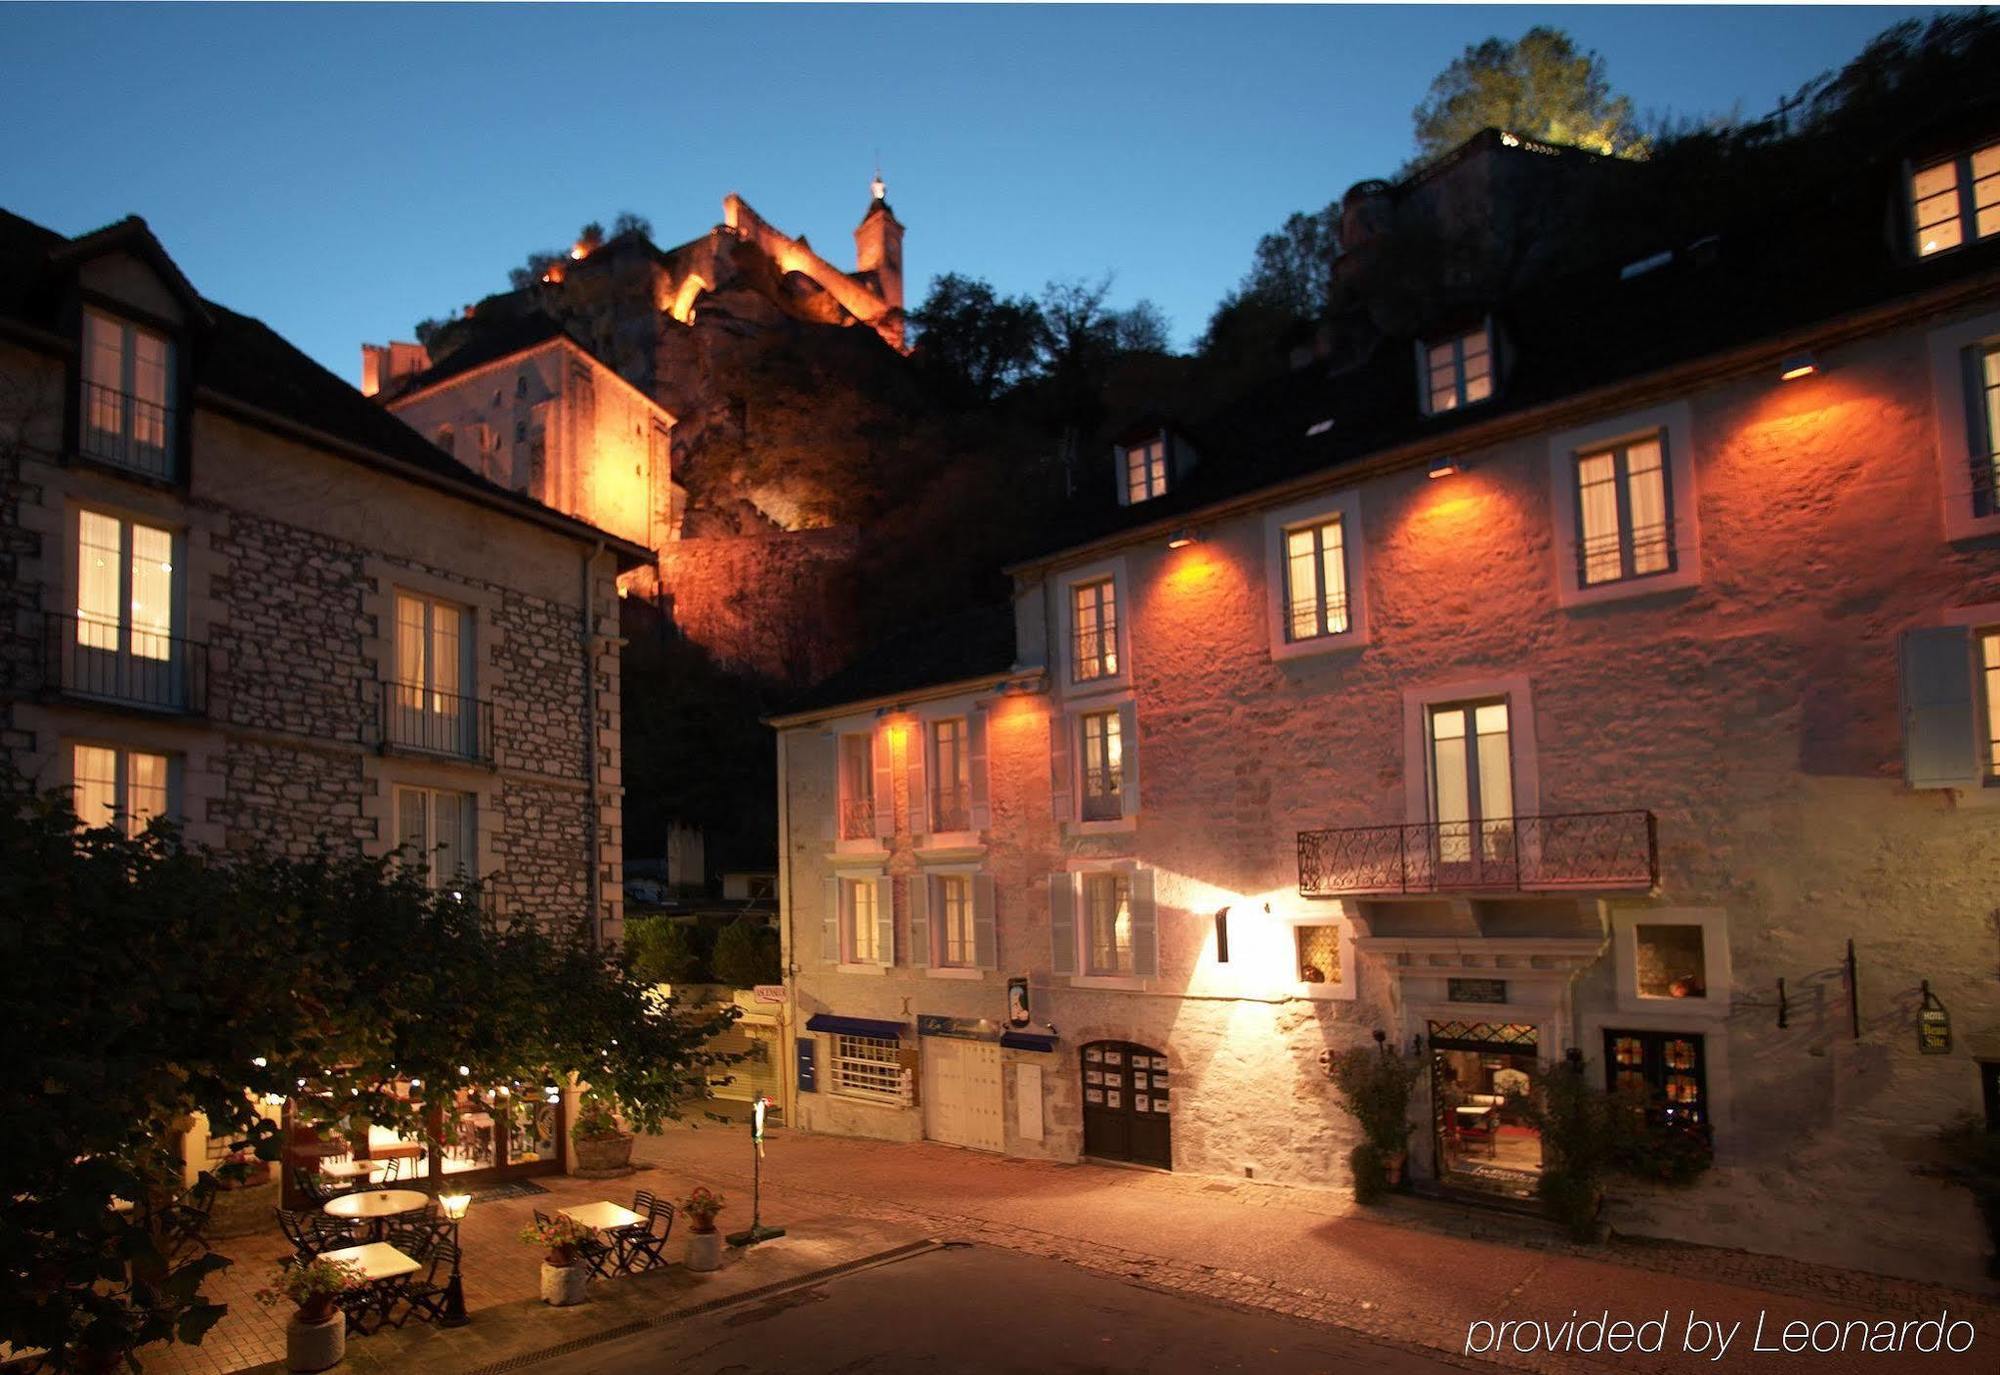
xmin=1428 ymin=1020 xmax=1543 ymax=1199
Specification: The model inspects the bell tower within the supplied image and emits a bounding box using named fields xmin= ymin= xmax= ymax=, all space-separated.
xmin=853 ymin=171 xmax=905 ymax=319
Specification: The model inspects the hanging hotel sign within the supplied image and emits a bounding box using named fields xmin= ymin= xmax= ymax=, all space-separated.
xmin=1449 ymin=978 xmax=1508 ymax=1005
xmin=1007 ymin=977 xmax=1032 ymax=1027
xmin=917 ymin=1014 xmax=1001 ymax=1042
xmin=1917 ymin=981 xmax=1952 ymax=1055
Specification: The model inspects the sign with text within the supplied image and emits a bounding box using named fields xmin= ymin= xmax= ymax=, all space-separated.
xmin=753 ymin=984 xmax=785 ymax=1004
xmin=1449 ymin=978 xmax=1508 ymax=1005
xmin=1918 ymin=982 xmax=1952 ymax=1055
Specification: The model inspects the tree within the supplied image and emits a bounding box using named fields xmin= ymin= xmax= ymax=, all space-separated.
xmin=1110 ymin=299 xmax=1172 ymax=354
xmin=907 ymin=272 xmax=1045 ymax=405
xmin=710 ymin=918 xmax=781 ymax=989
xmin=1 ymin=778 xmax=735 ymax=1371
xmin=611 ymin=210 xmax=653 ymax=240
xmin=625 ymin=914 xmax=700 ymax=985
xmin=1412 ymin=27 xmax=1641 ymax=164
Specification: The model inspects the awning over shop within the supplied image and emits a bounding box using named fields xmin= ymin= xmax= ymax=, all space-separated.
xmin=999 ymin=1031 xmax=1058 ymax=1053
xmin=804 ymin=1013 xmax=907 ymax=1039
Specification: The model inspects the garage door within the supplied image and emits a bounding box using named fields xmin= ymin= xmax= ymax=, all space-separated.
xmin=922 ymin=1036 xmax=1004 ymax=1152
xmin=709 ymin=1024 xmax=782 ymax=1119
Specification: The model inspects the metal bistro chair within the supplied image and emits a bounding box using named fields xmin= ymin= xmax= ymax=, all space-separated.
xmin=162 ymin=1179 xmax=217 ymax=1263
xmin=616 ymin=1190 xmax=674 ymax=1273
xmin=276 ymin=1207 xmax=359 ymax=1262
xmin=389 ymin=1241 xmax=459 ymax=1328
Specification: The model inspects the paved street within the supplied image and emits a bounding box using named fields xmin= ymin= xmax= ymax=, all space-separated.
xmin=522 ymin=1242 xmax=1464 ymax=1375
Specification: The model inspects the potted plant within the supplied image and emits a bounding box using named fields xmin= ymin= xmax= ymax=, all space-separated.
xmin=520 ymin=1213 xmax=597 ymax=1306
xmin=210 ymin=1148 xmax=279 ymax=1238
xmin=256 ymin=1256 xmax=360 ymax=1372
xmin=571 ymin=1097 xmax=635 ymax=1175
xmin=1324 ymin=1033 xmax=1422 ymax=1203
xmin=1931 ymin=1116 xmax=2000 ymax=1278
xmin=681 ymin=1186 xmax=726 ymax=1271
xmin=1509 ymin=1055 xmax=1641 ymax=1241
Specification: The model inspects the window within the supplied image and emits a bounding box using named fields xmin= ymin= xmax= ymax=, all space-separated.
xmin=1071 ymin=579 xmax=1118 ymax=682
xmin=1911 ymin=141 xmax=2000 ymax=257
xmin=1421 ymin=324 xmax=1494 ymax=415
xmin=515 ymin=373 xmax=529 ymax=398
xmin=1295 ymin=924 xmax=1341 ymax=984
xmin=1605 ymin=1029 xmax=1707 ymax=1127
xmin=842 ymin=877 xmax=882 ymax=963
xmin=1079 ymin=710 xmax=1123 ymax=822
xmin=1083 ymin=872 xmax=1133 ymax=976
xmin=1428 ymin=699 xmax=1514 ymax=865
xmin=1635 ymin=924 xmax=1707 ymax=998
xmin=1971 ymin=345 xmax=2000 ymax=515
xmin=391 ymin=592 xmax=474 ymax=756
xmin=929 ymin=719 xmax=969 ymax=831
xmin=69 ymin=509 xmax=188 ymax=710
xmin=1283 ymin=516 xmax=1349 ymax=641
xmin=81 ymin=309 xmax=173 ymax=478
xmin=934 ymin=874 xmax=974 ymax=967
xmin=830 ymin=1033 xmax=903 ymax=1101
xmin=71 ymin=743 xmax=169 ymax=836
xmin=1575 ymin=435 xmax=1674 ymax=586
xmin=838 ymin=734 xmax=876 ymax=839
xmin=1123 ymin=437 xmax=1168 ymax=504
xmin=1983 ymin=630 xmax=2000 ymax=778
xmin=395 ymin=785 xmax=475 ymax=890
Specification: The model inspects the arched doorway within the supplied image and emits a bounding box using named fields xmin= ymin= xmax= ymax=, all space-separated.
xmin=1081 ymin=1041 xmax=1170 ymax=1169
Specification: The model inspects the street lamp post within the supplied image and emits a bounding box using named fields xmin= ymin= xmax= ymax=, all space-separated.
xmin=438 ymin=1191 xmax=471 ymax=1327
xmin=725 ymin=1096 xmax=785 ymax=1248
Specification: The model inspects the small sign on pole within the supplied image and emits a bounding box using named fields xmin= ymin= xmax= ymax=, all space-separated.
xmin=1918 ymin=981 xmax=1952 ymax=1055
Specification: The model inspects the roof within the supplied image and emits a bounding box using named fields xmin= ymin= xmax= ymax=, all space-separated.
xmin=773 ymin=603 xmax=1019 ymax=723
xmin=381 ymin=309 xmax=569 ymax=399
xmin=0 ymin=209 xmax=651 ymax=565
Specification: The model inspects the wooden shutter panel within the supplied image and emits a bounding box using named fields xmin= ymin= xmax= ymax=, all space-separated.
xmin=871 ymin=727 xmax=896 ymax=838
xmin=1117 ymin=700 xmax=1140 ymax=820
xmin=818 ymin=732 xmax=838 ymax=843
xmin=874 ymin=875 xmax=896 ymax=967
xmin=973 ymin=873 xmax=997 ymax=969
xmin=968 ymin=710 xmax=991 ymax=831
xmin=1049 ymin=712 xmax=1073 ymax=822
xmin=821 ymin=877 xmax=841 ymax=963
xmin=907 ymin=722 xmax=930 ymax=837
xmin=1129 ymin=867 xmax=1158 ymax=978
xmin=908 ymin=872 xmax=930 ymax=968
xmin=1900 ymin=626 xmax=1980 ymax=788
xmin=1049 ymin=872 xmax=1076 ymax=975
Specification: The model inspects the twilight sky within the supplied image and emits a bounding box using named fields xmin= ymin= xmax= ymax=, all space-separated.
xmin=0 ymin=4 xmax=1954 ymax=377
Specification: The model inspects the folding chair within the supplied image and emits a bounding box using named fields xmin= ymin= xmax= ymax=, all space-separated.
xmin=390 ymin=1242 xmax=459 ymax=1328
xmin=619 ymin=1196 xmax=674 ymax=1272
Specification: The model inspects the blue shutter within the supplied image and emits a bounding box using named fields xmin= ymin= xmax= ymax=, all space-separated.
xmin=1900 ymin=627 xmax=1979 ymax=788
xmin=795 ymin=1037 xmax=817 ymax=1094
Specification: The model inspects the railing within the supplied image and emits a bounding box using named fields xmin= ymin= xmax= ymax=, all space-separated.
xmin=380 ymin=683 xmax=493 ymax=763
xmin=1577 ymin=523 xmax=1676 ymax=587
xmin=1297 ymin=810 xmax=1658 ymax=897
xmin=931 ymin=789 xmax=970 ymax=833
xmin=839 ymin=797 xmax=876 ymax=840
xmin=1080 ymin=768 xmax=1123 ymax=822
xmin=1072 ymin=620 xmax=1118 ymax=680
xmin=44 ymin=612 xmax=206 ymax=713
xmin=79 ymin=381 xmax=176 ymax=480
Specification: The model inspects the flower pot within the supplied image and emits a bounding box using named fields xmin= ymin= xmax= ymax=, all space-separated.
xmin=210 ymin=1176 xmax=279 ymax=1239
xmin=572 ymin=1131 xmax=635 ymax=1176
xmin=285 ymin=1309 xmax=345 ymax=1373
xmin=1384 ymin=1150 xmax=1407 ymax=1187
xmin=540 ymin=1261 xmax=589 ymax=1307
xmin=684 ymin=1229 xmax=722 ymax=1272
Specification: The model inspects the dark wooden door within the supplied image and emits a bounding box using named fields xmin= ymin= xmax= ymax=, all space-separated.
xmin=1081 ymin=1041 xmax=1171 ymax=1169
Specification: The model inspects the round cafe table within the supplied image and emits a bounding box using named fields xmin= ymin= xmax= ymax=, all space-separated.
xmin=323 ymin=1188 xmax=429 ymax=1241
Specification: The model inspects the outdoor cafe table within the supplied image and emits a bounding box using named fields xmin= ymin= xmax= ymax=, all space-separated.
xmin=317 ymin=1241 xmax=421 ymax=1333
xmin=561 ymin=1201 xmax=645 ymax=1232
xmin=324 ymin=1188 xmax=429 ymax=1240
xmin=319 ymin=1160 xmax=380 ymax=1184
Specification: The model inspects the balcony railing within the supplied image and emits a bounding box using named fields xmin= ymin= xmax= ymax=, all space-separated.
xmin=1080 ymin=768 xmax=1123 ymax=822
xmin=44 ymin=612 xmax=207 ymax=714
xmin=931 ymin=789 xmax=970 ymax=833
xmin=380 ymin=683 xmax=493 ymax=763
xmin=839 ymin=797 xmax=876 ymax=840
xmin=1297 ymin=810 xmax=1658 ymax=897
xmin=79 ymin=381 xmax=176 ymax=481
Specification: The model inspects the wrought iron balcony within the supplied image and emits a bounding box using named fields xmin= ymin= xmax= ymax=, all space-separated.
xmin=931 ymin=789 xmax=971 ymax=833
xmin=1297 ymin=810 xmax=1658 ymax=898
xmin=44 ymin=612 xmax=207 ymax=714
xmin=839 ymin=797 xmax=876 ymax=840
xmin=79 ymin=381 xmax=177 ymax=481
xmin=380 ymin=683 xmax=494 ymax=763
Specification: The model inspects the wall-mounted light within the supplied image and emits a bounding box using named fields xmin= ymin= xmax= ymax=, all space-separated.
xmin=1779 ymin=352 xmax=1819 ymax=382
xmin=1428 ymin=456 xmax=1462 ymax=480
xmin=1166 ymin=528 xmax=1197 ymax=549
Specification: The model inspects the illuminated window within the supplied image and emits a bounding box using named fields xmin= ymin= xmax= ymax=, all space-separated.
xmin=75 ymin=509 xmax=175 ymax=662
xmin=395 ymin=785 xmax=475 ymax=890
xmin=1123 ymin=437 xmax=1168 ymax=504
xmin=1981 ymin=630 xmax=2000 ymax=778
xmin=842 ymin=877 xmax=882 ymax=963
xmin=390 ymin=592 xmax=475 ymax=757
xmin=929 ymin=718 xmax=970 ymax=831
xmin=81 ymin=309 xmax=173 ymax=479
xmin=1575 ymin=434 xmax=1675 ymax=585
xmin=1911 ymin=140 xmax=2000 ymax=257
xmin=1295 ymin=924 xmax=1341 ymax=984
xmin=830 ymin=1033 xmax=902 ymax=1100
xmin=1427 ymin=700 xmax=1514 ymax=867
xmin=1605 ymin=1029 xmax=1707 ymax=1127
xmin=1282 ymin=516 xmax=1349 ymax=641
xmin=1421 ymin=324 xmax=1494 ymax=415
xmin=71 ymin=743 xmax=169 ymax=836
xmin=1079 ymin=710 xmax=1123 ymax=822
xmin=1083 ymin=872 xmax=1133 ymax=976
xmin=1071 ymin=579 xmax=1118 ymax=682
xmin=934 ymin=874 xmax=974 ymax=967
xmin=1972 ymin=345 xmax=2000 ymax=516
xmin=837 ymin=733 xmax=876 ymax=839
xmin=1634 ymin=924 xmax=1707 ymax=999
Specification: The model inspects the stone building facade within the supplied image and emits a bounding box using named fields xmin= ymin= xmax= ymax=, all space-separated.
xmin=0 ymin=209 xmax=645 ymax=947
xmin=774 ymin=126 xmax=2000 ymax=1286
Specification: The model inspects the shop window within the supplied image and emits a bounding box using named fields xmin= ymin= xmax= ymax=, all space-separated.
xmin=1606 ymin=1029 xmax=1707 ymax=1126
xmin=1635 ymin=924 xmax=1707 ymax=999
xmin=830 ymin=1033 xmax=902 ymax=1101
xmin=1294 ymin=924 xmax=1340 ymax=984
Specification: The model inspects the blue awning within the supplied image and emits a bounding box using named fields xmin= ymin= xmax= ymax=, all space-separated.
xmin=999 ymin=1031 xmax=1058 ymax=1053
xmin=805 ymin=1013 xmax=907 ymax=1039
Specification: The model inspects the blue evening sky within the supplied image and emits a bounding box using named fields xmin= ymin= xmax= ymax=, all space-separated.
xmin=0 ymin=4 xmax=1953 ymax=377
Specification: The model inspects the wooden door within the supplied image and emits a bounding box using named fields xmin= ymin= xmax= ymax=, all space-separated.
xmin=1081 ymin=1041 xmax=1171 ymax=1169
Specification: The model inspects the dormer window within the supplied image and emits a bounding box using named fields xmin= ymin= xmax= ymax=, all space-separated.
xmin=81 ymin=309 xmax=174 ymax=479
xmin=1122 ymin=436 xmax=1168 ymax=504
xmin=1420 ymin=324 xmax=1494 ymax=416
xmin=1911 ymin=141 xmax=2000 ymax=257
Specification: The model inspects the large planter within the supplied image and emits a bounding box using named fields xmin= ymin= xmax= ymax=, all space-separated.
xmin=540 ymin=1261 xmax=589 ymax=1307
xmin=210 ymin=1177 xmax=279 ymax=1239
xmin=285 ymin=1310 xmax=345 ymax=1373
xmin=684 ymin=1229 xmax=722 ymax=1272
xmin=572 ymin=1131 xmax=635 ymax=1177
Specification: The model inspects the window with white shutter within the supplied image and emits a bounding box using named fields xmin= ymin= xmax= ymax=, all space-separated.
xmin=934 ymin=874 xmax=974 ymax=968
xmin=928 ymin=718 xmax=970 ymax=832
xmin=1900 ymin=626 xmax=1981 ymax=789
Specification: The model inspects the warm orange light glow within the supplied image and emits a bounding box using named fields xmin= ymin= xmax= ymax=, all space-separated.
xmin=1428 ymin=457 xmax=1461 ymax=480
xmin=569 ymin=242 xmax=590 ymax=261
xmin=1166 ymin=531 xmax=1195 ymax=549
xmin=1780 ymin=363 xmax=1818 ymax=382
xmin=542 ymin=262 xmax=566 ymax=285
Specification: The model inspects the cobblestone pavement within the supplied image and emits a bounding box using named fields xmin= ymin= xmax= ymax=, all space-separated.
xmin=633 ymin=1123 xmax=2000 ymax=1374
